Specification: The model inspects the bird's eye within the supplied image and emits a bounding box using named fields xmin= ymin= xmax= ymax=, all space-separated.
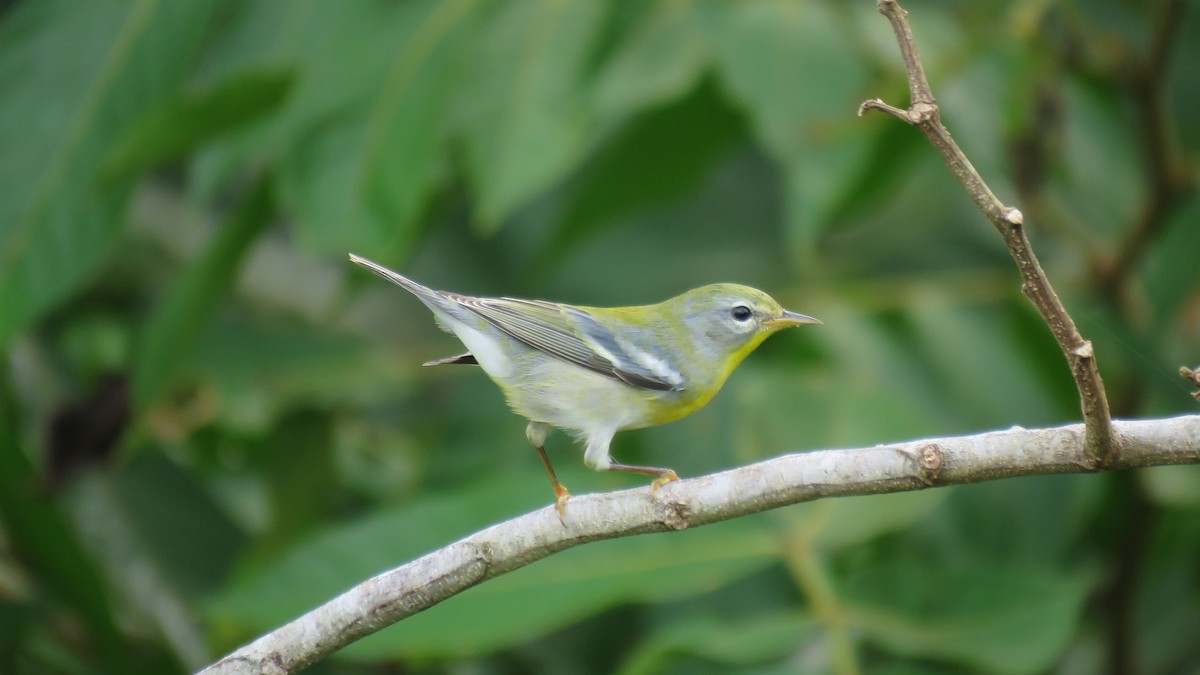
xmin=731 ymin=305 xmax=753 ymax=322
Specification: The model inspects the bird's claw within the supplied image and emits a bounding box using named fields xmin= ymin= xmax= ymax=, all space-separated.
xmin=553 ymin=484 xmax=572 ymax=525
xmin=650 ymin=470 xmax=680 ymax=491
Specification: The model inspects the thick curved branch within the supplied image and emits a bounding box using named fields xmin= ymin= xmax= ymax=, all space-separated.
xmin=858 ymin=0 xmax=1115 ymax=466
xmin=200 ymin=415 xmax=1200 ymax=675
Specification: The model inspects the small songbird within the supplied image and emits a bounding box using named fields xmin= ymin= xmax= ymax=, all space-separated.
xmin=349 ymin=254 xmax=820 ymax=516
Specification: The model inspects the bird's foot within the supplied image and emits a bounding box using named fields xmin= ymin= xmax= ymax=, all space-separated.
xmin=650 ymin=469 xmax=680 ymax=491
xmin=553 ymin=483 xmax=572 ymax=525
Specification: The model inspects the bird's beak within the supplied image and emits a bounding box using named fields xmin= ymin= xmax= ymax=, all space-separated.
xmin=764 ymin=309 xmax=822 ymax=329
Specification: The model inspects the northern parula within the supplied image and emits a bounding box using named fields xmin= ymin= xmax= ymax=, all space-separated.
xmin=350 ymin=254 xmax=820 ymax=515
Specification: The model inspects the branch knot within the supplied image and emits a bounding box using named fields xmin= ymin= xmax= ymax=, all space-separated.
xmin=918 ymin=444 xmax=944 ymax=484
xmin=908 ymin=101 xmax=938 ymax=123
xmin=660 ymin=498 xmax=692 ymax=531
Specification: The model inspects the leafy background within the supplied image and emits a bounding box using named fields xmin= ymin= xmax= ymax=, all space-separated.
xmin=1 ymin=0 xmax=1198 ymax=673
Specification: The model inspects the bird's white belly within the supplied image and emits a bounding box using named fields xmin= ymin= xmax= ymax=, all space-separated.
xmin=497 ymin=355 xmax=663 ymax=437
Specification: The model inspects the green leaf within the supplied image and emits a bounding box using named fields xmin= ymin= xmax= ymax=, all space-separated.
xmin=104 ymin=67 xmax=294 ymax=179
xmin=67 ymin=455 xmax=245 ymax=667
xmin=816 ymin=117 xmax=926 ymax=227
xmin=0 ymin=0 xmax=220 ymax=347
xmin=1140 ymin=465 xmax=1200 ymax=508
xmin=105 ymin=455 xmax=246 ymax=596
xmin=458 ymin=0 xmax=608 ymax=228
xmin=590 ymin=0 xmax=714 ymax=124
xmin=842 ymin=558 xmax=1094 ymax=675
xmin=935 ymin=54 xmax=1013 ymax=200
xmin=189 ymin=1 xmax=473 ymax=257
xmin=360 ymin=523 xmax=776 ymax=660
xmin=211 ymin=474 xmax=780 ymax=660
xmin=0 ymin=420 xmax=126 ymax=669
xmin=182 ymin=313 xmax=390 ymax=435
xmin=186 ymin=0 xmax=323 ymax=203
xmin=801 ymin=490 xmax=951 ymax=552
xmin=549 ymin=77 xmax=748 ymax=259
xmin=710 ymin=1 xmax=864 ymax=159
xmin=727 ymin=358 xmax=954 ymax=542
xmin=1135 ymin=512 xmax=1200 ymax=674
xmin=932 ymin=474 xmax=1105 ymax=565
xmin=798 ymin=309 xmax=963 ymax=446
xmin=362 ymin=0 xmax=474 ymax=244
xmin=277 ymin=0 xmax=475 ymax=255
xmin=1142 ymin=194 xmax=1200 ymax=333
xmin=616 ymin=612 xmax=820 ymax=675
xmin=905 ymin=302 xmax=1073 ymax=427
xmin=133 ymin=177 xmax=274 ymax=406
xmin=251 ymin=409 xmax=339 ymax=561
xmin=709 ymin=0 xmax=873 ymax=262
xmin=1056 ymin=80 xmax=1142 ymax=239
xmin=210 ymin=475 xmax=550 ymax=628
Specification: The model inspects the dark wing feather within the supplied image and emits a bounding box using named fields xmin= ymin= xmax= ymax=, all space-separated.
xmin=423 ymin=353 xmax=478 ymax=366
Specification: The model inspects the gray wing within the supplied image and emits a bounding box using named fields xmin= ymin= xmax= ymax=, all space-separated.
xmin=454 ymin=295 xmax=683 ymax=392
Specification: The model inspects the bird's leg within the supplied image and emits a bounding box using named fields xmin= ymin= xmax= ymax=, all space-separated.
xmin=527 ymin=422 xmax=571 ymax=518
xmin=536 ymin=445 xmax=572 ymax=516
xmin=583 ymin=434 xmax=680 ymax=492
xmin=604 ymin=462 xmax=680 ymax=491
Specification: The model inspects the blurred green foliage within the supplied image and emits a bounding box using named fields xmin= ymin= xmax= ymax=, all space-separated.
xmin=1 ymin=0 xmax=1198 ymax=673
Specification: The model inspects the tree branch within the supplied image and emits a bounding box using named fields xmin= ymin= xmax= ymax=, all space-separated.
xmin=858 ymin=0 xmax=1116 ymax=466
xmin=195 ymin=5 xmax=1191 ymax=673
xmin=1182 ymin=367 xmax=1200 ymax=402
xmin=200 ymin=415 xmax=1200 ymax=675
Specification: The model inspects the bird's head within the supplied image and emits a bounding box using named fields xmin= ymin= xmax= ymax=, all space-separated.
xmin=673 ymin=283 xmax=820 ymax=371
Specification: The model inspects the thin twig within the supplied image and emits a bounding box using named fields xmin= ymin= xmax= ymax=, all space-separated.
xmin=858 ymin=0 xmax=1116 ymax=466
xmin=199 ymin=416 xmax=1200 ymax=674
xmin=1182 ymin=367 xmax=1200 ymax=403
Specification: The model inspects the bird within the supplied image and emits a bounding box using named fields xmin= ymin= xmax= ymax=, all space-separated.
xmin=349 ymin=253 xmax=820 ymax=517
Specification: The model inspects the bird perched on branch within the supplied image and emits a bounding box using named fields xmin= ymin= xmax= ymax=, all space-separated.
xmin=350 ymin=254 xmax=820 ymax=518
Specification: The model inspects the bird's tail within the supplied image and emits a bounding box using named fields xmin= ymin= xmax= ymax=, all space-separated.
xmin=348 ymin=253 xmax=450 ymax=310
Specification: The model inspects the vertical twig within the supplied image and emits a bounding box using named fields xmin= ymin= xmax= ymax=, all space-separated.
xmin=858 ymin=0 xmax=1116 ymax=466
